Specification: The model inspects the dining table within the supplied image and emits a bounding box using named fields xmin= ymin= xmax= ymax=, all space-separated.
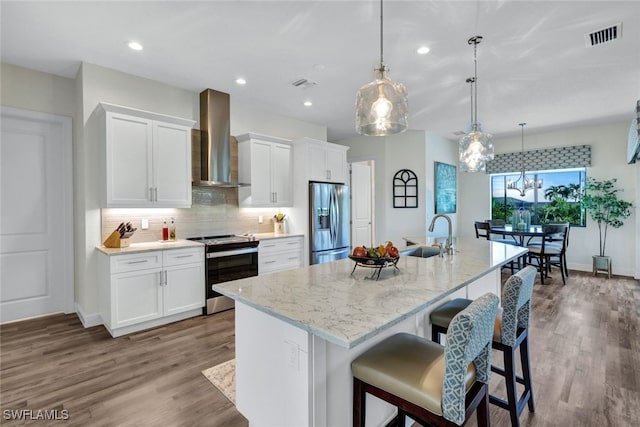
xmin=489 ymin=225 xmax=545 ymax=246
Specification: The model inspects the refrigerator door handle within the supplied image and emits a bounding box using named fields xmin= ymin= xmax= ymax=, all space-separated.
xmin=330 ymin=187 xmax=339 ymax=247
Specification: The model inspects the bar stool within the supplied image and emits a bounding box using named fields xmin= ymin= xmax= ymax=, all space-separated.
xmin=429 ymin=266 xmax=537 ymax=427
xmin=352 ymin=293 xmax=499 ymax=427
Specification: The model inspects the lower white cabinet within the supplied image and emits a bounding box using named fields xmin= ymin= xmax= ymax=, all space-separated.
xmin=99 ymin=247 xmax=204 ymax=337
xmin=258 ymin=236 xmax=304 ymax=275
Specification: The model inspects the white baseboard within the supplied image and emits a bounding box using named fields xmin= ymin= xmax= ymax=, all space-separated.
xmin=75 ymin=303 xmax=103 ymax=328
xmin=567 ymin=262 xmax=635 ymax=278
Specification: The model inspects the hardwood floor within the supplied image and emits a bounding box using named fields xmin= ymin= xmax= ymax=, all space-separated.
xmin=1 ymin=270 xmax=638 ymax=426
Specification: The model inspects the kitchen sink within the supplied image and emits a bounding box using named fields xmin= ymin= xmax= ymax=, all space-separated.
xmin=400 ymin=246 xmax=442 ymax=258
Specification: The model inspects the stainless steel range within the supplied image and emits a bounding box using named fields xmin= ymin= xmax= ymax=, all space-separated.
xmin=187 ymin=234 xmax=258 ymax=314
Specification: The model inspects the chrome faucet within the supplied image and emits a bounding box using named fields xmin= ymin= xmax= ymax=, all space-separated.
xmin=428 ymin=214 xmax=454 ymax=255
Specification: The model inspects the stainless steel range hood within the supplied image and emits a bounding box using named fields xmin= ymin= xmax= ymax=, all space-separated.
xmin=194 ymin=89 xmax=249 ymax=187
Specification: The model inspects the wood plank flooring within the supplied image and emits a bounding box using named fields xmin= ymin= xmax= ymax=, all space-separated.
xmin=1 ymin=270 xmax=638 ymax=426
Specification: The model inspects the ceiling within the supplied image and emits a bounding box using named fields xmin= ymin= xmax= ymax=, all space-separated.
xmin=2 ymin=1 xmax=639 ymax=142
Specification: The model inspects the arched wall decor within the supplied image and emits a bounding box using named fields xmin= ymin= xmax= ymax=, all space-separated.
xmin=393 ymin=169 xmax=418 ymax=208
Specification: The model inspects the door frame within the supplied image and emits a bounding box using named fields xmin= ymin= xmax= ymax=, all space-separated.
xmin=1 ymin=106 xmax=75 ymax=320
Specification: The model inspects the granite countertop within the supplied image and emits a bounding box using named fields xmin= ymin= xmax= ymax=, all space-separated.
xmin=96 ymin=239 xmax=204 ymax=255
xmin=214 ymin=237 xmax=527 ymax=349
xmin=253 ymin=232 xmax=304 ymax=241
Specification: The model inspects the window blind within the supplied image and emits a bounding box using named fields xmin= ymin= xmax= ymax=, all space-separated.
xmin=486 ymin=144 xmax=591 ymax=174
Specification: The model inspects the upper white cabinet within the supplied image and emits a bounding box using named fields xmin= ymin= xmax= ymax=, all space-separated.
xmin=295 ymin=137 xmax=349 ymax=183
xmin=237 ymin=133 xmax=293 ymax=207
xmin=94 ymin=103 xmax=195 ymax=208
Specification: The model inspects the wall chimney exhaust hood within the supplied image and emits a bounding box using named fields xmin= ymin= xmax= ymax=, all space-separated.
xmin=194 ymin=89 xmax=250 ymax=187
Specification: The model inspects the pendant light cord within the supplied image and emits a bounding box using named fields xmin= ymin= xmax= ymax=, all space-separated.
xmin=473 ymin=42 xmax=478 ymax=125
xmin=379 ymin=0 xmax=384 ymax=66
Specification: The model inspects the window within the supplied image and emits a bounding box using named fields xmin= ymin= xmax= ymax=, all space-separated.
xmin=491 ymin=168 xmax=586 ymax=227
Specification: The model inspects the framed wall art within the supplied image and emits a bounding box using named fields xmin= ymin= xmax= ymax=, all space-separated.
xmin=434 ymin=162 xmax=457 ymax=214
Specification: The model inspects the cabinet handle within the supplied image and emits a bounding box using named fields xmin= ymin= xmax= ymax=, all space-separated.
xmin=164 ymin=270 xmax=168 ymax=286
xmin=286 ymin=242 xmax=297 ymax=245
xmin=154 ymin=187 xmax=158 ymax=202
xmin=288 ymin=257 xmax=298 ymax=260
xmin=175 ymin=254 xmax=193 ymax=258
xmin=127 ymin=260 xmax=149 ymax=264
xmin=274 ymin=192 xmax=278 ymax=203
xmin=265 ymin=260 xmax=276 ymax=264
xmin=262 ymin=244 xmax=276 ymax=248
xmin=149 ymin=187 xmax=154 ymax=201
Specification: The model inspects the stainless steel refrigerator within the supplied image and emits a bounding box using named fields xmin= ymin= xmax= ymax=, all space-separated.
xmin=309 ymin=182 xmax=350 ymax=265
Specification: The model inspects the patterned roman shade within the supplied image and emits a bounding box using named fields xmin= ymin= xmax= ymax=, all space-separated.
xmin=486 ymin=144 xmax=591 ymax=174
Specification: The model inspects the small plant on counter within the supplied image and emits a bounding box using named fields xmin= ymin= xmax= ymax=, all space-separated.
xmin=273 ymin=212 xmax=286 ymax=223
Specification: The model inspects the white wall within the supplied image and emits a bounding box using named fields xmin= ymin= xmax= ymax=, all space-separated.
xmin=338 ymin=130 xmax=458 ymax=247
xmin=459 ymin=120 xmax=637 ymax=277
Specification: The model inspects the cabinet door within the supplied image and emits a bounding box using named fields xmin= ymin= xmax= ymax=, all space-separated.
xmin=164 ymin=262 xmax=205 ymax=316
xmin=112 ymin=268 xmax=163 ymax=328
xmin=325 ymin=144 xmax=347 ymax=183
xmin=106 ymin=113 xmax=153 ymax=206
xmin=153 ymin=121 xmax=192 ymax=207
xmin=306 ymin=141 xmax=329 ymax=181
xmin=271 ymin=143 xmax=293 ymax=206
xmin=250 ymin=140 xmax=274 ymax=206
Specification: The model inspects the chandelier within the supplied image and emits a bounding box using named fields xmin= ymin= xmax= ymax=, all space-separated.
xmin=355 ymin=0 xmax=408 ymax=136
xmin=507 ymin=122 xmax=543 ymax=196
xmin=459 ymin=36 xmax=494 ymax=172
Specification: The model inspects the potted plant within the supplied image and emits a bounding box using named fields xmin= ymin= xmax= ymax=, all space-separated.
xmin=581 ymin=177 xmax=633 ymax=277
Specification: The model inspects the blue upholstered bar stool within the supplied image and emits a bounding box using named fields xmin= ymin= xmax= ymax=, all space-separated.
xmin=429 ymin=266 xmax=537 ymax=427
xmin=351 ymin=293 xmax=499 ymax=427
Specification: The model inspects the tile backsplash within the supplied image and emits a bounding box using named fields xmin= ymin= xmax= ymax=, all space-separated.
xmin=101 ymin=187 xmax=288 ymax=243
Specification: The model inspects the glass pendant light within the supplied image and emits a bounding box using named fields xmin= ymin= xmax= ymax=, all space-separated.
xmin=507 ymin=122 xmax=543 ymax=196
xmin=355 ymin=0 xmax=408 ymax=136
xmin=459 ymin=36 xmax=494 ymax=172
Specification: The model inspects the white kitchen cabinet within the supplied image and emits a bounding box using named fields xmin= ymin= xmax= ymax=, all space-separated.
xmin=95 ymin=102 xmax=195 ymax=208
xmin=258 ymin=236 xmax=304 ymax=275
xmin=237 ymin=133 xmax=293 ymax=207
xmin=298 ymin=138 xmax=349 ymax=183
xmin=99 ymin=247 xmax=204 ymax=337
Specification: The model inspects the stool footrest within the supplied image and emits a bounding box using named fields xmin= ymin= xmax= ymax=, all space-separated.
xmin=489 ymin=389 xmax=532 ymax=416
xmin=490 ymin=365 xmax=526 ymax=385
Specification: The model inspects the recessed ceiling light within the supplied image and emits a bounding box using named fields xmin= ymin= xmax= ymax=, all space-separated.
xmin=417 ymin=46 xmax=430 ymax=55
xmin=128 ymin=41 xmax=143 ymax=51
xmin=236 ymin=78 xmax=247 ymax=85
xmin=304 ymin=101 xmax=313 ymax=107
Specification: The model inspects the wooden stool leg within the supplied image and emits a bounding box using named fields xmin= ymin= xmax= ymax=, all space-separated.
xmin=353 ymin=378 xmax=365 ymax=427
xmin=504 ymin=347 xmax=520 ymax=427
xmin=519 ymin=334 xmax=535 ymax=413
xmin=476 ymin=384 xmax=490 ymax=427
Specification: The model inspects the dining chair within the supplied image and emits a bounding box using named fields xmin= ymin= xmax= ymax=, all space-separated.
xmin=430 ymin=266 xmax=538 ymax=427
xmin=352 ymin=293 xmax=500 ymax=427
xmin=474 ymin=221 xmax=491 ymax=240
xmin=526 ymin=223 xmax=569 ymax=285
xmin=476 ymin=221 xmax=520 ymax=273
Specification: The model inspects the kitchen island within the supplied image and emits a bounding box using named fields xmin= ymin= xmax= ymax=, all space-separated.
xmin=214 ymin=238 xmax=527 ymax=427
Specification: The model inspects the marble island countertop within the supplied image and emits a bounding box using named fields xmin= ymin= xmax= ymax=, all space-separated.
xmin=214 ymin=237 xmax=527 ymax=349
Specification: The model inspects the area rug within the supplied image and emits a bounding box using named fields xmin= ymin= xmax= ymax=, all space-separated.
xmin=202 ymin=359 xmax=236 ymax=405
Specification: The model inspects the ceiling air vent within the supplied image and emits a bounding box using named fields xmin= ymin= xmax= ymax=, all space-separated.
xmin=585 ymin=23 xmax=622 ymax=47
xmin=290 ymin=78 xmax=318 ymax=89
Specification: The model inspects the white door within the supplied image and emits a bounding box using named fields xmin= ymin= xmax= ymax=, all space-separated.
xmin=153 ymin=121 xmax=192 ymax=207
xmin=350 ymin=161 xmax=373 ymax=248
xmin=0 ymin=107 xmax=73 ymax=322
xmin=271 ymin=142 xmax=292 ymax=206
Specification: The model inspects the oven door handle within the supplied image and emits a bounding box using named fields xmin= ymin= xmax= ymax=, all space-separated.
xmin=207 ymin=247 xmax=258 ymax=259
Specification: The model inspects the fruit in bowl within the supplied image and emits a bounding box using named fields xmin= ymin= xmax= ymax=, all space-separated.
xmin=352 ymin=243 xmax=399 ymax=259
xmin=352 ymin=246 xmax=367 ymax=257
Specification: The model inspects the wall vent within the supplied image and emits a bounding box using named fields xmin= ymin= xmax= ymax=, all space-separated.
xmin=290 ymin=78 xmax=318 ymax=89
xmin=585 ymin=23 xmax=622 ymax=47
